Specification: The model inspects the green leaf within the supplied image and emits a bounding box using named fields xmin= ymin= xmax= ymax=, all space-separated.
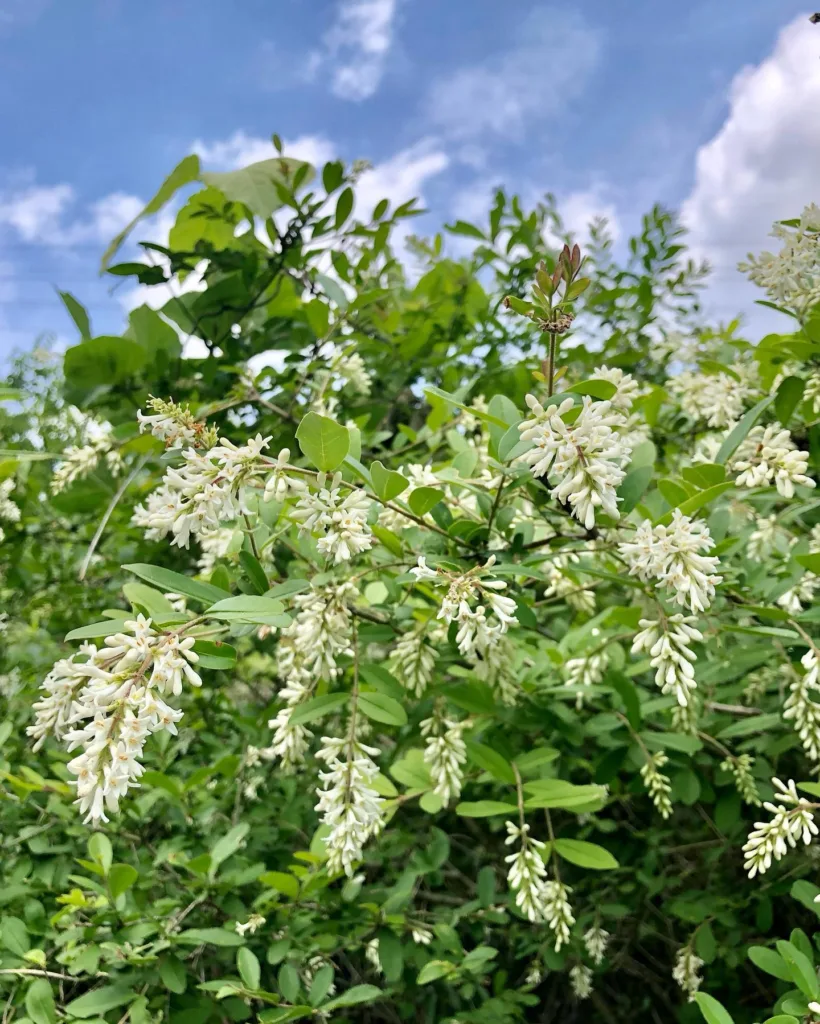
xmin=202 ymin=157 xmax=314 ymax=218
xmin=642 ymin=731 xmax=702 ymax=754
xmin=777 ymin=940 xmax=820 ymax=999
xmin=565 ymin=379 xmax=617 ymax=400
xmin=309 ymin=964 xmax=336 ymax=1006
xmin=655 ymin=482 xmax=734 ymax=526
xmin=128 ymin=304 xmax=181 ymax=358
xmin=748 ymin=945 xmax=792 ymax=982
xmin=258 ymin=1010 xmax=313 ymax=1024
xmin=237 ymin=947 xmax=261 ymax=991
xmin=717 ymin=712 xmax=781 ymax=739
xmin=102 ymin=153 xmax=200 ymax=269
xmin=57 ymin=290 xmax=91 ymax=340
xmin=775 ymin=375 xmax=806 ymax=425
xmin=209 ymin=823 xmax=250 ymax=879
xmin=65 ymin=985 xmax=135 ymax=1019
xmin=123 ymin=563 xmax=228 ymax=605
xmin=0 ymin=916 xmax=29 ymax=956
xmin=358 ymin=691 xmax=408 ymax=726
xmin=158 ymin=955 xmax=188 ymax=994
xmin=423 ymin=386 xmax=507 ymax=427
xmin=88 ymin=832 xmax=113 ymax=874
xmin=259 ymin=871 xmax=300 ymax=898
xmin=64 ymin=337 xmax=147 ymax=393
xmin=552 ymin=838 xmax=619 ymax=870
xmin=408 ymin=486 xmax=444 ymax=516
xmin=334 ymin=186 xmax=354 ymax=228
xmin=762 ymin=1016 xmax=800 ymax=1023
xmin=176 ymin=928 xmax=245 ymax=947
xmin=796 ymin=552 xmax=820 ymax=573
xmin=465 ymin=740 xmax=516 ymax=784
xmin=693 ymin=992 xmax=735 ymax=1024
xmin=288 ymin=693 xmax=350 ymax=726
xmin=206 ymin=595 xmax=288 ymax=626
xmin=390 ymin=749 xmax=432 ymax=790
xmin=0 ymin=447 xmax=56 ymax=461
xmin=108 ymin=863 xmax=138 ymax=898
xmin=455 ymin=800 xmax=517 ymax=817
xmin=446 ymin=219 xmax=485 ymax=240
xmin=123 ymin=582 xmax=178 ymax=623
xmin=416 ymin=961 xmax=456 ymax=985
xmin=25 ymin=978 xmax=57 ymax=1024
xmin=65 ymin=617 xmax=130 ymax=641
xmin=522 ymin=779 xmax=608 ymax=809
xmin=377 ymin=930 xmax=404 ymax=983
xmin=192 ymin=640 xmax=236 ymax=670
xmin=370 ymin=461 xmax=409 ymax=502
xmin=618 ymin=465 xmax=654 ymax=514
xmin=514 ymin=748 xmax=559 ymax=774
xmin=296 ymin=413 xmax=350 ymax=471
xmin=716 ymin=395 xmax=775 ymax=464
xmin=321 ymin=984 xmax=384 ymax=1010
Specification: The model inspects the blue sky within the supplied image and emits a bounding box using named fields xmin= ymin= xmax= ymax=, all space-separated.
xmin=0 ymin=0 xmax=816 ymax=359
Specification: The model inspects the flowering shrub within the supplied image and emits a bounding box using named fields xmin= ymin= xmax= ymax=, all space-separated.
xmin=2 ymin=144 xmax=820 ymax=1022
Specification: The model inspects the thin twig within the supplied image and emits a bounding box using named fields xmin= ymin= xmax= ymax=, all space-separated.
xmin=79 ymin=454 xmax=150 ymax=580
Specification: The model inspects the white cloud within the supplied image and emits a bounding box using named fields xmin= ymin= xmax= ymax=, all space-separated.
xmin=193 ymin=132 xmax=336 ymax=172
xmin=0 ymin=181 xmax=142 ymax=247
xmin=681 ymin=15 xmax=820 ymax=331
xmin=310 ymin=0 xmax=399 ymax=102
xmin=424 ymin=7 xmax=600 ymax=142
xmin=559 ymin=188 xmax=621 ymax=246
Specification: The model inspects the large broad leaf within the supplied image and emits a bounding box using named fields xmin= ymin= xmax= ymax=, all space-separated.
xmin=202 ymin=157 xmax=314 ymax=218
xmin=358 ymin=691 xmax=407 ymax=727
xmin=123 ymin=563 xmax=229 ymax=605
xmin=169 ymin=185 xmax=240 ymax=254
xmin=321 ymin=984 xmax=383 ymax=1011
xmin=25 ymin=978 xmax=57 ymax=1024
xmin=655 ymin=482 xmax=734 ymax=526
xmin=127 ymin=304 xmax=181 ymax=358
xmin=101 ymin=153 xmax=201 ymax=270
xmin=747 ymin=945 xmax=793 ymax=981
xmin=296 ymin=413 xmax=350 ymax=472
xmin=176 ymin=927 xmax=244 ymax=947
xmin=370 ymin=460 xmax=409 ymax=502
xmin=565 ymin=379 xmax=617 ymax=400
xmin=64 ymin=337 xmax=147 ymax=393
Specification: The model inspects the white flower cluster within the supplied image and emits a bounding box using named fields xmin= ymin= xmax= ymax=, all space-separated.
xmin=738 ymin=204 xmax=820 ymax=313
xmin=517 ymin=395 xmax=631 ymax=529
xmin=777 ymin=572 xmax=820 ymax=615
xmin=410 ymin=555 xmax=518 ymax=658
xmin=732 ymin=423 xmax=814 ymax=498
xmin=563 ymin=651 xmax=607 ymax=709
xmin=469 ymin=632 xmax=519 ymax=705
xmin=619 ymin=510 xmax=722 ymax=614
xmin=631 ymin=615 xmax=702 ymax=707
xmin=543 ymin=880 xmax=575 ymax=951
xmin=672 ymin=946 xmax=704 ymax=1002
xmin=196 ymin=526 xmax=237 ymax=574
xmin=669 ymin=370 xmax=750 ymax=429
xmin=293 ymin=472 xmax=373 ymax=564
xmin=640 ymin=751 xmax=673 ymax=819
xmin=315 ymin=732 xmax=384 ymax=876
xmin=0 ymin=478 xmax=20 ymax=523
xmin=137 ymin=396 xmax=216 ymax=449
xmin=421 ymin=714 xmax=467 ymax=805
xmin=263 ymin=447 xmax=309 ymax=503
xmin=504 ymin=821 xmax=549 ymax=923
xmin=747 ymin=514 xmax=791 ymax=561
xmin=742 ymin=777 xmax=818 ymax=878
xmin=783 ymin=650 xmax=820 ymax=762
xmin=325 ymin=343 xmax=372 ymax=395
xmin=28 ymin=615 xmax=201 ymax=823
xmin=590 ymin=365 xmax=639 ymax=413
xmin=268 ymin=583 xmax=356 ymax=771
xmin=806 ymin=372 xmax=820 ymax=415
xmin=569 ymin=964 xmax=593 ymax=1000
xmin=721 ymin=754 xmax=760 ymax=806
xmin=583 ymin=925 xmax=610 ymax=965
xmin=388 ymin=624 xmax=440 ymax=697
xmin=52 ymin=423 xmax=122 ymax=495
xmin=544 ymin=552 xmax=596 ymax=615
xmin=132 ymin=434 xmax=270 ymax=547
